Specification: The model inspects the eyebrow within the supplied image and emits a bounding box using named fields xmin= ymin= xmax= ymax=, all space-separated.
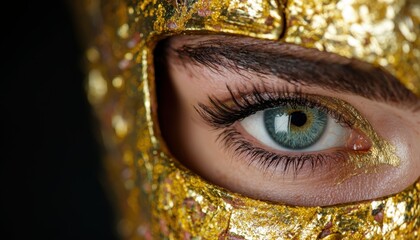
xmin=170 ymin=38 xmax=419 ymax=110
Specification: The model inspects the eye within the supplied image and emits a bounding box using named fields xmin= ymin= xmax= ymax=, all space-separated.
xmin=240 ymin=104 xmax=349 ymax=153
xmin=196 ymin=88 xmax=384 ymax=173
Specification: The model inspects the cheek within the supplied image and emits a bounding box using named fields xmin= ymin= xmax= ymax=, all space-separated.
xmin=180 ymin=105 xmax=251 ymax=187
xmin=369 ymin=103 xmax=420 ymax=184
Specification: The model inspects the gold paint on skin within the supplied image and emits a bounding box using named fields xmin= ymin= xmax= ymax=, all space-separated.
xmin=313 ymin=96 xmax=400 ymax=169
xmin=70 ymin=0 xmax=420 ymax=239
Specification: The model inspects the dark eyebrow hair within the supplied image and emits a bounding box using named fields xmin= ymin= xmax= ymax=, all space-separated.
xmin=170 ymin=37 xmax=419 ymax=110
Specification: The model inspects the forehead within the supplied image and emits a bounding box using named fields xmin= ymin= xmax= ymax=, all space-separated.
xmin=135 ymin=0 xmax=420 ymax=96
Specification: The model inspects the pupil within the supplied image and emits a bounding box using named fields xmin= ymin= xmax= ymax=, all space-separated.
xmin=290 ymin=111 xmax=307 ymax=127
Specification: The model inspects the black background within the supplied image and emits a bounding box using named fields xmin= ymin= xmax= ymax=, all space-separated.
xmin=1 ymin=1 xmax=119 ymax=239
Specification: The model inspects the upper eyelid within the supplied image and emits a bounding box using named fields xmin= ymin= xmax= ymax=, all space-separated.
xmin=171 ymin=38 xmax=420 ymax=112
xmin=195 ymin=86 xmax=357 ymax=130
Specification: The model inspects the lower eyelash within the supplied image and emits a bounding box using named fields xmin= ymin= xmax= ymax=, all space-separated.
xmin=218 ymin=128 xmax=348 ymax=174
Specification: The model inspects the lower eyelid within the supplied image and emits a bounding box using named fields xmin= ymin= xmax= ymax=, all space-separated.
xmin=218 ymin=116 xmax=373 ymax=176
xmin=219 ymin=125 xmax=350 ymax=173
xmin=234 ymin=123 xmax=347 ymax=157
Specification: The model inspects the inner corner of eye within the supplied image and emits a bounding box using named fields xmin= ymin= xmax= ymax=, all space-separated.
xmin=345 ymin=129 xmax=372 ymax=152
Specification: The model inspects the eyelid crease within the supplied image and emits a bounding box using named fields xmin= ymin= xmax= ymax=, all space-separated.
xmin=171 ymin=37 xmax=420 ymax=112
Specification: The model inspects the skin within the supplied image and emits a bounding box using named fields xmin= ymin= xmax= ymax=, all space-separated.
xmin=157 ymin=35 xmax=420 ymax=206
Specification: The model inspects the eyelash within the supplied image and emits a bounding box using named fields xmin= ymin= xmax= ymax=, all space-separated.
xmin=195 ymin=85 xmax=357 ymax=174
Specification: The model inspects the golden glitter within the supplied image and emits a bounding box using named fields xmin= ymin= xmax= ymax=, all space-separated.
xmin=128 ymin=7 xmax=134 ymax=15
xmin=118 ymin=23 xmax=130 ymax=39
xmin=71 ymin=0 xmax=420 ymax=239
xmin=86 ymin=47 xmax=100 ymax=63
xmin=112 ymin=114 xmax=128 ymax=138
xmin=112 ymin=76 xmax=124 ymax=89
xmin=124 ymin=52 xmax=133 ymax=60
xmin=87 ymin=69 xmax=107 ymax=103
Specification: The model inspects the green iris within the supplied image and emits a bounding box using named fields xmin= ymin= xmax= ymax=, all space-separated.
xmin=263 ymin=106 xmax=328 ymax=150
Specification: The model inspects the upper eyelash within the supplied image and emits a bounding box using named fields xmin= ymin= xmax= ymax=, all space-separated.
xmin=195 ymin=85 xmax=356 ymax=129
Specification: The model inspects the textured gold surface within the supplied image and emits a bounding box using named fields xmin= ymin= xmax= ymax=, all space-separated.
xmin=71 ymin=0 xmax=420 ymax=239
xmin=284 ymin=0 xmax=420 ymax=96
xmin=138 ymin=0 xmax=283 ymax=41
xmin=155 ymin=161 xmax=419 ymax=239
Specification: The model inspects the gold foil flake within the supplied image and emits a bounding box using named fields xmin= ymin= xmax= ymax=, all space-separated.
xmin=112 ymin=114 xmax=129 ymax=138
xmin=86 ymin=47 xmax=100 ymax=63
xmin=112 ymin=76 xmax=124 ymax=89
xmin=139 ymin=0 xmax=284 ymax=41
xmin=87 ymin=69 xmax=107 ymax=103
xmin=124 ymin=52 xmax=133 ymax=60
xmin=118 ymin=23 xmax=130 ymax=39
xmin=284 ymin=0 xmax=420 ymax=96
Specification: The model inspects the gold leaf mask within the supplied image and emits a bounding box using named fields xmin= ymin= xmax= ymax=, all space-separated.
xmin=73 ymin=0 xmax=420 ymax=239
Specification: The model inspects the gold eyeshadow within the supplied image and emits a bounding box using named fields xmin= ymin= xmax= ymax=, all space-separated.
xmin=313 ymin=96 xmax=400 ymax=170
